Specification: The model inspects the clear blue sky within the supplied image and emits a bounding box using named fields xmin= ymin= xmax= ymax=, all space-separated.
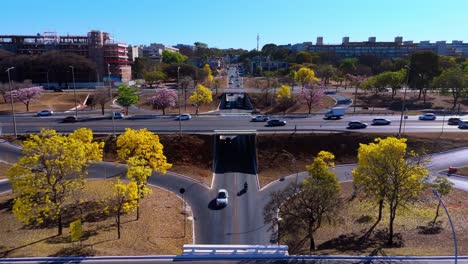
xmin=2 ymin=0 xmax=467 ymax=50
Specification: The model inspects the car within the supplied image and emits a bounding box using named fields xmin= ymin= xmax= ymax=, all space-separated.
xmin=347 ymin=121 xmax=368 ymax=129
xmin=371 ymin=118 xmax=391 ymax=125
xmin=267 ymin=119 xmax=287 ymax=126
xmin=37 ymin=109 xmax=53 ymax=116
xmin=419 ymin=113 xmax=436 ymax=120
xmin=448 ymin=117 xmax=462 ymax=125
xmin=216 ymin=189 xmax=228 ymax=206
xmin=53 ymin=88 xmax=64 ymax=92
xmin=62 ymin=116 xmax=78 ymax=123
xmin=175 ymin=114 xmax=192 ymax=121
xmin=251 ymin=115 xmax=269 ymax=122
xmin=458 ymin=120 xmax=468 ymax=129
xmin=113 ymin=112 xmax=124 ymax=119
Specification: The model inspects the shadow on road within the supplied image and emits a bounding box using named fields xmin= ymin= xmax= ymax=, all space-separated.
xmin=208 ymin=199 xmax=226 ymax=210
xmin=214 ymin=135 xmax=257 ymax=174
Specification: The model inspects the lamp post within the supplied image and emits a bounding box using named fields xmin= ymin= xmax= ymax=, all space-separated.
xmin=108 ymin=64 xmax=116 ymax=136
xmin=69 ymin=66 xmax=78 ymax=118
xmin=398 ymin=65 xmax=410 ymax=138
xmin=433 ymin=190 xmax=458 ymax=264
xmin=177 ymin=67 xmax=182 ymax=136
xmin=6 ymin=67 xmax=17 ymax=137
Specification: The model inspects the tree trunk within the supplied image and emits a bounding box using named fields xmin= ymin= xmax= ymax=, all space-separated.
xmin=432 ymin=201 xmax=441 ymax=224
xmin=309 ymin=223 xmax=315 ymax=253
xmin=117 ymin=213 xmax=121 ymax=239
xmin=418 ymin=88 xmax=422 ymax=100
xmin=162 ymin=107 xmax=166 ymax=115
xmin=136 ymin=198 xmax=140 ymax=220
xmin=452 ymin=91 xmax=458 ymax=110
xmin=361 ymin=199 xmax=383 ymax=240
xmin=101 ymin=104 xmax=105 ymax=115
xmin=26 ymin=102 xmax=29 ymax=112
xmin=388 ymin=207 xmax=397 ymax=246
xmin=57 ymin=213 xmax=63 ymax=236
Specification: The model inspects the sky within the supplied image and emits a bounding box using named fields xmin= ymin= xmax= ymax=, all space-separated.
xmin=1 ymin=0 xmax=467 ymax=50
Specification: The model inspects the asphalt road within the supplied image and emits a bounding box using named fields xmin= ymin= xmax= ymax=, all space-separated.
xmin=1 ymin=112 xmax=467 ymax=135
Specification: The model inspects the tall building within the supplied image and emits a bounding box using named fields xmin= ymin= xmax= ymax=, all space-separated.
xmin=142 ymin=43 xmax=179 ymax=62
xmin=0 ymin=30 xmax=132 ymax=82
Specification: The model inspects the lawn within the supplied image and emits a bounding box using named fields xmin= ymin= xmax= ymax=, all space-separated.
xmin=281 ymin=182 xmax=468 ymax=256
xmin=0 ymin=179 xmax=192 ymax=257
xmin=0 ymin=162 xmax=12 ymax=180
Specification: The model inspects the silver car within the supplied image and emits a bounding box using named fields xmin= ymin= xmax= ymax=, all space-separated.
xmin=216 ymin=189 xmax=228 ymax=206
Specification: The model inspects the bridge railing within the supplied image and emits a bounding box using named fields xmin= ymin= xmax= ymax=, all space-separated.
xmin=182 ymin=244 xmax=289 ymax=257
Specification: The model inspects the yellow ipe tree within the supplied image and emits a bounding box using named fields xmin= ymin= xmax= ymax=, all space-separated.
xmin=275 ymin=84 xmax=292 ymax=114
xmin=203 ymin=64 xmax=214 ymax=87
xmin=7 ymin=128 xmax=104 ymax=235
xmin=352 ymin=137 xmax=428 ymax=245
xmin=294 ymin=67 xmax=319 ymax=89
xmin=189 ymin=84 xmax=213 ymax=114
xmin=104 ymin=179 xmax=138 ymax=239
xmin=116 ymin=128 xmax=172 ymax=220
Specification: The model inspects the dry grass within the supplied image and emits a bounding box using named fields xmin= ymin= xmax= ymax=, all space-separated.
xmin=137 ymin=93 xmax=222 ymax=114
xmin=301 ymin=182 xmax=468 ymax=256
xmin=248 ymin=93 xmax=335 ymax=114
xmin=0 ymin=162 xmax=12 ymax=180
xmin=0 ymin=92 xmax=91 ymax=114
xmin=0 ymin=179 xmax=192 ymax=257
xmin=457 ymin=167 xmax=468 ymax=176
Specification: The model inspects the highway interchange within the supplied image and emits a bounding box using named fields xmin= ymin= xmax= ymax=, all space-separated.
xmin=1 ymin=66 xmax=468 ymax=263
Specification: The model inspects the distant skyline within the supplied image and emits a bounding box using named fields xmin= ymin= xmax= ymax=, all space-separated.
xmin=1 ymin=0 xmax=467 ymax=50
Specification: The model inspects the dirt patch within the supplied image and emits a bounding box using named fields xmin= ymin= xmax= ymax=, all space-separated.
xmin=248 ymin=93 xmax=335 ymax=114
xmin=0 ymin=162 xmax=12 ymax=180
xmin=256 ymin=133 xmax=468 ymax=187
xmin=281 ymin=181 xmax=468 ymax=255
xmin=0 ymin=91 xmax=90 ymax=114
xmin=138 ymin=91 xmax=222 ymax=115
xmin=0 ymin=179 xmax=192 ymax=257
xmin=456 ymin=167 xmax=468 ymax=177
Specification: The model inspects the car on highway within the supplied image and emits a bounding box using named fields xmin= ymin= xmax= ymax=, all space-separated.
xmin=37 ymin=109 xmax=54 ymax=116
xmin=62 ymin=116 xmax=78 ymax=123
xmin=371 ymin=118 xmax=391 ymax=125
xmin=419 ymin=113 xmax=436 ymax=120
xmin=267 ymin=119 xmax=287 ymax=126
xmin=458 ymin=120 xmax=468 ymax=129
xmin=448 ymin=117 xmax=461 ymax=125
xmin=175 ymin=114 xmax=191 ymax=121
xmin=251 ymin=115 xmax=269 ymax=122
xmin=113 ymin=112 xmax=124 ymax=119
xmin=216 ymin=189 xmax=228 ymax=206
xmin=347 ymin=121 xmax=368 ymax=129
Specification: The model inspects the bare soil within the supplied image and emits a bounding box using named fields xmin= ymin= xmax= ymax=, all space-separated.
xmin=282 ymin=182 xmax=468 ymax=256
xmin=0 ymin=162 xmax=11 ymax=180
xmin=248 ymin=93 xmax=335 ymax=114
xmin=138 ymin=92 xmax=222 ymax=115
xmin=0 ymin=179 xmax=192 ymax=257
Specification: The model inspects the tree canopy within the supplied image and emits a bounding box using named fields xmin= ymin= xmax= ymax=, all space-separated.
xmin=116 ymin=84 xmax=139 ymax=114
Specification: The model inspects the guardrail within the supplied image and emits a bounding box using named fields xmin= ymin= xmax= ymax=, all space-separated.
xmin=182 ymin=244 xmax=289 ymax=257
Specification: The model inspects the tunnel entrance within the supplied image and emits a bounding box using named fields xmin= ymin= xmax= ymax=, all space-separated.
xmin=213 ymin=134 xmax=257 ymax=174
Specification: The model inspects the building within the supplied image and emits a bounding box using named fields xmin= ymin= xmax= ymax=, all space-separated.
xmin=142 ymin=43 xmax=179 ymax=62
xmin=127 ymin=45 xmax=142 ymax=62
xmin=0 ymin=30 xmax=132 ymax=82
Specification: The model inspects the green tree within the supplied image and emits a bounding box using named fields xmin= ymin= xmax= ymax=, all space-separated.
xmin=189 ymin=84 xmax=213 ymax=114
xmin=116 ymin=84 xmax=139 ymax=114
xmin=316 ymin=65 xmax=337 ymax=86
xmin=264 ymin=151 xmax=341 ymax=253
xmin=162 ymin=50 xmax=187 ymax=64
xmin=409 ymin=51 xmax=440 ymax=101
xmin=7 ymin=128 xmax=104 ymax=235
xmin=431 ymin=176 xmax=454 ymax=224
xmin=144 ymin=70 xmax=167 ymax=88
xmin=352 ymin=137 xmax=428 ymax=245
xmin=117 ymin=128 xmax=172 ymax=220
xmin=104 ymin=179 xmax=138 ymax=239
xmin=431 ymin=68 xmax=468 ymax=109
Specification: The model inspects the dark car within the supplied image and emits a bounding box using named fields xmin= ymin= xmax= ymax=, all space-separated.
xmin=371 ymin=118 xmax=391 ymax=125
xmin=53 ymin=88 xmax=64 ymax=92
xmin=347 ymin=121 xmax=368 ymax=129
xmin=62 ymin=116 xmax=78 ymax=123
xmin=448 ymin=117 xmax=461 ymax=125
xmin=267 ymin=119 xmax=287 ymax=126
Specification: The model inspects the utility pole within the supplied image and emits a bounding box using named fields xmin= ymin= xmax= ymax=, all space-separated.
xmin=398 ymin=65 xmax=410 ymax=138
xmin=256 ymin=33 xmax=260 ymax=52
xmin=69 ymin=65 xmax=78 ymax=118
xmin=177 ymin=67 xmax=182 ymax=136
xmin=6 ymin=67 xmax=17 ymax=137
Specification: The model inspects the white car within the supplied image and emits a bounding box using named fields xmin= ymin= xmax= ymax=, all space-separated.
xmin=251 ymin=115 xmax=269 ymax=122
xmin=37 ymin=109 xmax=54 ymax=116
xmin=216 ymin=189 xmax=228 ymax=206
xmin=175 ymin=114 xmax=192 ymax=121
xmin=419 ymin=113 xmax=436 ymax=120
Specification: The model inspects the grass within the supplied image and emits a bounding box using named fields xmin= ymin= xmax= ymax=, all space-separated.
xmin=282 ymin=182 xmax=468 ymax=256
xmin=0 ymin=162 xmax=12 ymax=180
xmin=0 ymin=179 xmax=192 ymax=257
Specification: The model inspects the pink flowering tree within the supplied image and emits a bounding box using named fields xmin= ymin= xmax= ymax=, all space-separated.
xmin=145 ymin=88 xmax=177 ymax=115
xmin=6 ymin=86 xmax=43 ymax=112
xmin=298 ymin=85 xmax=324 ymax=114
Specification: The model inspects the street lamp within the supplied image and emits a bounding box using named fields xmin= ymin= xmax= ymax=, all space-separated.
xmin=108 ymin=64 xmax=116 ymax=136
xmin=432 ymin=190 xmax=458 ymax=264
xmin=6 ymin=67 xmax=17 ymax=137
xmin=398 ymin=65 xmax=410 ymax=138
xmin=177 ymin=67 xmax=182 ymax=136
xmin=69 ymin=66 xmax=78 ymax=118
